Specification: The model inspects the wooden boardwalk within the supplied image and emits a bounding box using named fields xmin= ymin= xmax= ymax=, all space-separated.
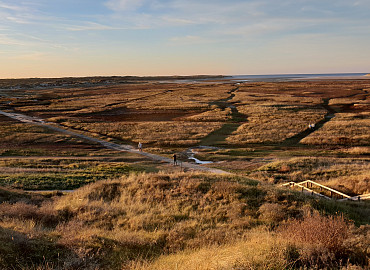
xmin=282 ymin=180 xmax=370 ymax=201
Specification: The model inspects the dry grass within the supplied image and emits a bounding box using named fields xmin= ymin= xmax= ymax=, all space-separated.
xmin=278 ymin=212 xmax=362 ymax=269
xmin=128 ymin=228 xmax=289 ymax=270
xmin=13 ymin=83 xmax=231 ymax=116
xmin=180 ymin=106 xmax=232 ymax=122
xmin=342 ymin=146 xmax=370 ymax=155
xmin=2 ymin=79 xmax=369 ymax=149
xmin=0 ymin=172 xmax=369 ymax=269
xmin=324 ymin=173 xmax=370 ymax=195
xmin=124 ymin=84 xmax=230 ymax=110
xmin=252 ymin=157 xmax=370 ymax=195
xmin=0 ymin=116 xmax=107 ymax=156
xmin=231 ymin=92 xmax=322 ymax=106
xmin=301 ymin=112 xmax=370 ymax=146
xmin=62 ymin=120 xmax=223 ymax=146
xmin=0 ymin=157 xmax=147 ymax=190
xmin=226 ymin=105 xmax=326 ymax=144
xmin=130 ymin=213 xmax=368 ymax=270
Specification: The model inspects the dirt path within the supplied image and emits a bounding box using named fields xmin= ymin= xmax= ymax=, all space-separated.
xmin=0 ymin=110 xmax=230 ymax=175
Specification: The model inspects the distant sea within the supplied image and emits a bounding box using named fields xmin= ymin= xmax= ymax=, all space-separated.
xmin=225 ymin=73 xmax=369 ymax=82
xmin=160 ymin=73 xmax=369 ymax=84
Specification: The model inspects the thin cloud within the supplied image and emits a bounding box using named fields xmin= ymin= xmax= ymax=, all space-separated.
xmin=66 ymin=22 xmax=130 ymax=31
xmin=11 ymin=51 xmax=48 ymax=60
xmin=105 ymin=0 xmax=146 ymax=11
xmin=0 ymin=33 xmax=26 ymax=46
xmin=0 ymin=2 xmax=28 ymax=12
xmin=169 ymin=35 xmax=208 ymax=45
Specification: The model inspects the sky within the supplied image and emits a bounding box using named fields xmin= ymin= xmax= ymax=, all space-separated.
xmin=0 ymin=0 xmax=369 ymax=78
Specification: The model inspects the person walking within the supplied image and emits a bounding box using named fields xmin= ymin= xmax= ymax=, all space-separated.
xmin=173 ymin=154 xmax=177 ymax=165
xmin=138 ymin=142 xmax=142 ymax=152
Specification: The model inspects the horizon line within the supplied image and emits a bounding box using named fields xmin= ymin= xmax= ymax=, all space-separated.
xmin=1 ymin=72 xmax=369 ymax=80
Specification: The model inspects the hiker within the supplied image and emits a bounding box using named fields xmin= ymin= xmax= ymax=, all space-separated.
xmin=308 ymin=124 xmax=312 ymax=130
xmin=173 ymin=154 xmax=177 ymax=165
xmin=138 ymin=142 xmax=142 ymax=152
xmin=311 ymin=123 xmax=315 ymax=130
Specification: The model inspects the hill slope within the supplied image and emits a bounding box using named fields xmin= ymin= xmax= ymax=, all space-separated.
xmin=0 ymin=172 xmax=369 ymax=269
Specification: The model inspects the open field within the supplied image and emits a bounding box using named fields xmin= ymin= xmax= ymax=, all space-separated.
xmin=226 ymin=104 xmax=327 ymax=144
xmin=2 ymin=78 xmax=369 ymax=148
xmin=0 ymin=76 xmax=369 ymax=269
xmin=1 ymin=78 xmax=370 ymax=194
xmin=301 ymin=112 xmax=370 ymax=146
xmin=0 ymin=157 xmax=151 ymax=190
xmin=0 ymin=114 xmax=110 ymax=157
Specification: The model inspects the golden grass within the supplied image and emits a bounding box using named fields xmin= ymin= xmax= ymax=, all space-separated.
xmin=124 ymin=85 xmax=230 ymax=110
xmin=0 ymin=172 xmax=369 ymax=269
xmin=226 ymin=105 xmax=326 ymax=144
xmin=325 ymin=172 xmax=370 ymax=195
xmin=231 ymin=92 xmax=322 ymax=106
xmin=130 ymin=213 xmax=367 ymax=270
xmin=252 ymin=157 xmax=370 ymax=195
xmin=342 ymin=147 xmax=370 ymax=155
xmin=129 ymin=228 xmax=288 ymax=270
xmin=329 ymin=97 xmax=368 ymax=106
xmin=0 ymin=117 xmax=108 ymax=156
xmin=180 ymin=106 xmax=232 ymax=122
xmin=301 ymin=112 xmax=370 ymax=145
xmin=63 ymin=121 xmax=223 ymax=146
xmin=3 ymin=79 xmax=369 ymax=150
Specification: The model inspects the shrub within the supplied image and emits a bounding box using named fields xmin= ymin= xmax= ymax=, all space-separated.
xmin=279 ymin=212 xmax=356 ymax=268
xmin=258 ymin=203 xmax=286 ymax=225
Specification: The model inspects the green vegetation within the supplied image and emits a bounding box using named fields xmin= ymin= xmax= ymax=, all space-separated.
xmin=0 ymin=158 xmax=146 ymax=190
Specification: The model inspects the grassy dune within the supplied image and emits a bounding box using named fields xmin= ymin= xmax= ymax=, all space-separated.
xmin=0 ymin=172 xmax=369 ymax=269
xmin=251 ymin=157 xmax=370 ymax=195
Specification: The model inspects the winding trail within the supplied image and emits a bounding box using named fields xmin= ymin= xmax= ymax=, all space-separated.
xmin=0 ymin=110 xmax=230 ymax=175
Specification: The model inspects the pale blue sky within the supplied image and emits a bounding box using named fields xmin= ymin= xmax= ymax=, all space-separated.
xmin=0 ymin=0 xmax=369 ymax=78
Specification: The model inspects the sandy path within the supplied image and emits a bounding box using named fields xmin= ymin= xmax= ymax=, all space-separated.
xmin=0 ymin=110 xmax=230 ymax=175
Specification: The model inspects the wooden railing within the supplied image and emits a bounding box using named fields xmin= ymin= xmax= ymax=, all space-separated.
xmin=281 ymin=180 xmax=369 ymax=201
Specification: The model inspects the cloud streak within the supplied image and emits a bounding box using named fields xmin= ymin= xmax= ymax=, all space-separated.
xmin=105 ymin=0 xmax=146 ymax=11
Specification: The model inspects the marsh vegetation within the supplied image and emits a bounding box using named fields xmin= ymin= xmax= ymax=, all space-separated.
xmin=0 ymin=76 xmax=369 ymax=269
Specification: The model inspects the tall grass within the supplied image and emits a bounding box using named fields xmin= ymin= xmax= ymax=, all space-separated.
xmin=0 ymin=172 xmax=369 ymax=269
xmin=301 ymin=112 xmax=370 ymax=146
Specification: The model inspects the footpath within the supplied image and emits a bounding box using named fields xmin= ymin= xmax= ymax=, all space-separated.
xmin=0 ymin=110 xmax=230 ymax=175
